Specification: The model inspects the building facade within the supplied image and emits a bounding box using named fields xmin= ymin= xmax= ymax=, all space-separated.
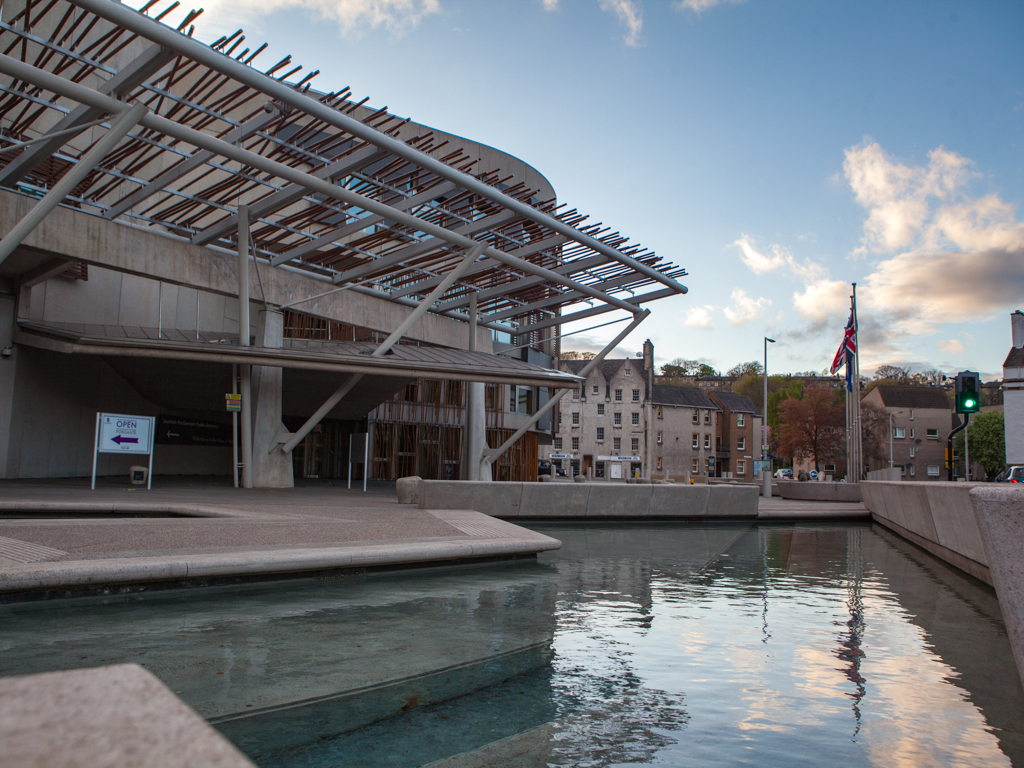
xmin=708 ymin=392 xmax=759 ymax=482
xmin=861 ymin=385 xmax=952 ymax=480
xmin=1004 ymin=311 xmax=1024 ymax=466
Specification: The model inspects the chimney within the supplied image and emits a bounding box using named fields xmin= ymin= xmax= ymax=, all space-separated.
xmin=1012 ymin=310 xmax=1024 ymax=349
xmin=642 ymin=339 xmax=654 ymax=373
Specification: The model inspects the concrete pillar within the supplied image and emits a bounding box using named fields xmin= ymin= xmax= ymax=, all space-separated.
xmin=250 ymin=308 xmax=293 ymax=488
xmin=0 ymin=296 xmax=16 ymax=478
xmin=464 ymin=291 xmax=489 ymax=482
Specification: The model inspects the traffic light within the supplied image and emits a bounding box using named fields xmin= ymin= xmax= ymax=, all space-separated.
xmin=955 ymin=371 xmax=981 ymax=414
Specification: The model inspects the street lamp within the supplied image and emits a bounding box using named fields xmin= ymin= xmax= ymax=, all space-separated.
xmin=889 ymin=410 xmax=903 ymax=469
xmin=763 ymin=337 xmax=775 ymax=496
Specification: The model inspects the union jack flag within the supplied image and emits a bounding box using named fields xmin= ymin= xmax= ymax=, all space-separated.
xmin=830 ymin=310 xmax=856 ymax=375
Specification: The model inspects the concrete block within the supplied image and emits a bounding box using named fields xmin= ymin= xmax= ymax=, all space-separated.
xmin=572 ymin=474 xmax=586 ymax=483
xmin=970 ymin=487 xmax=1024 ymax=691
xmin=520 ymin=483 xmax=590 ymax=517
xmin=649 ymin=484 xmax=710 ymax=517
xmin=927 ymin=484 xmax=987 ymax=564
xmin=585 ymin=484 xmax=652 ymax=517
xmin=396 ymin=476 xmax=421 ymax=504
xmin=704 ymin=485 xmax=759 ymax=517
xmin=777 ymin=481 xmax=862 ymax=502
xmin=897 ymin=484 xmax=939 ymax=542
xmin=0 ymin=664 xmax=256 ymax=768
xmin=419 ymin=481 xmax=524 ymax=518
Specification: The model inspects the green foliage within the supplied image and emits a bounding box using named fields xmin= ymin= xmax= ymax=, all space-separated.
xmin=954 ymin=411 xmax=1005 ymax=478
xmin=767 ymin=378 xmax=804 ymax=429
xmin=660 ymin=358 xmax=718 ymax=377
xmin=727 ymin=360 xmax=764 ymax=377
xmin=561 ymin=351 xmax=596 ymax=360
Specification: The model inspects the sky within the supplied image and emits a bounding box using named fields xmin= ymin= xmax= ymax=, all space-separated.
xmin=140 ymin=0 xmax=1024 ymax=380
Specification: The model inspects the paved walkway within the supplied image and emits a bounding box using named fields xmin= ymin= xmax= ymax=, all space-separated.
xmin=0 ymin=478 xmax=559 ymax=597
xmin=757 ymin=494 xmax=870 ymax=521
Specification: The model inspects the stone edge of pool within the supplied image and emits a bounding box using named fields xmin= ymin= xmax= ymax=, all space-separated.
xmin=0 ymin=508 xmax=561 ymax=597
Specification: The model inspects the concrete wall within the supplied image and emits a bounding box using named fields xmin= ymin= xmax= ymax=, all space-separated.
xmin=2 ymin=346 xmax=232 ymax=479
xmin=777 ymin=481 xmax=862 ymax=502
xmin=414 ymin=479 xmax=758 ymax=519
xmin=861 ymin=480 xmax=991 ymax=584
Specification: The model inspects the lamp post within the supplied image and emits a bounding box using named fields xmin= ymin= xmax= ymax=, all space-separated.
xmin=763 ymin=337 xmax=775 ymax=497
xmin=888 ymin=410 xmax=903 ymax=470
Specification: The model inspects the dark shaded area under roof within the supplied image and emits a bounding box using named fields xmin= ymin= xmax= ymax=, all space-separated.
xmin=651 ymin=385 xmax=719 ymax=409
xmin=872 ymin=385 xmax=952 ymax=410
xmin=710 ymin=392 xmax=759 ymax=415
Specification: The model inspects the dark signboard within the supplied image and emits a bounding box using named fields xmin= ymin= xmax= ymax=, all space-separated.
xmin=155 ymin=416 xmax=233 ymax=447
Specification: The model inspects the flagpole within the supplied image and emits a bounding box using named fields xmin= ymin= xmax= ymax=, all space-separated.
xmin=852 ymin=283 xmax=862 ymax=480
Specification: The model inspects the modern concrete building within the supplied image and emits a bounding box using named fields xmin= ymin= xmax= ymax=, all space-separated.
xmin=1004 ymin=311 xmax=1024 ymax=466
xmin=861 ymin=385 xmax=952 ymax=480
xmin=0 ymin=0 xmax=688 ymax=488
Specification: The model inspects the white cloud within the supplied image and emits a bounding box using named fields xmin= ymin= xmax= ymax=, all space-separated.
xmin=675 ymin=0 xmax=745 ymax=11
xmin=791 ymin=278 xmax=848 ymax=325
xmin=724 ymin=288 xmax=770 ymax=326
xmin=542 ymin=0 xmax=559 ymax=10
xmin=599 ymin=0 xmax=643 ymax=46
xmin=684 ymin=305 xmax=714 ymax=330
xmin=937 ymin=339 xmax=964 ymax=354
xmin=129 ymin=0 xmax=441 ymax=38
xmin=734 ymin=235 xmax=787 ymax=274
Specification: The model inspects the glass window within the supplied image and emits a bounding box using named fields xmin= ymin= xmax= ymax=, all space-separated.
xmin=614 ymin=389 xmax=622 ymax=401
xmin=691 ymin=458 xmax=699 ymax=473
xmin=614 ymin=413 xmax=621 ymax=426
xmin=692 ymin=410 xmax=699 ymax=424
xmin=632 ymin=389 xmax=641 ymax=402
xmin=597 ymin=403 xmax=605 ymax=416
xmin=632 ymin=412 xmax=640 ymax=426
xmin=737 ymin=437 xmax=746 ymax=450
xmin=737 ymin=413 xmax=745 ymax=427
xmin=572 ymin=388 xmax=580 ymax=401
xmin=737 ymin=460 xmax=746 ymax=474
xmin=554 ymin=438 xmax=562 ymax=450
xmin=625 ymin=366 xmax=631 ymax=377
xmin=517 ymin=387 xmax=533 ymax=415
xmin=927 ymin=465 xmax=940 ymax=476
xmin=597 ymin=427 xmax=605 ymax=441
xmin=614 ymin=437 xmax=621 ymax=451
xmin=631 ymin=437 xmax=639 ymax=452
xmin=656 ymin=456 xmax=663 ymax=470
xmin=893 ymin=427 xmax=905 ymax=439
xmin=926 ymin=429 xmax=939 ymax=438
xmin=704 ymin=434 xmax=711 ymax=449
xmin=704 ymin=410 xmax=711 ymax=424
xmin=592 ymin=385 xmax=599 ymax=395
xmin=909 ymin=464 xmax=916 ymax=476
xmin=572 ymin=437 xmax=580 ymax=451
xmin=657 ymin=406 xmax=664 ymax=419
xmin=910 ymin=428 xmax=915 ymax=438
xmin=509 ymin=386 xmax=517 ymax=411
xmin=657 ymin=431 xmax=663 ymax=444
xmin=572 ymin=412 xmax=580 ymax=425
xmin=825 ymin=463 xmax=836 ymax=473
xmin=692 ymin=433 xmax=699 ymax=448
xmin=909 ymin=446 xmax=915 ymax=457
xmin=909 ymin=409 xmax=915 ymax=420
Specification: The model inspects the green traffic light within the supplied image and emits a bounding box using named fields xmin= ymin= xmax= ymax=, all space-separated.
xmin=964 ymin=398 xmax=976 ymax=408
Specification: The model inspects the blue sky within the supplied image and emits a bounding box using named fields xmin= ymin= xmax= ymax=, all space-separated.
xmin=146 ymin=0 xmax=1024 ymax=379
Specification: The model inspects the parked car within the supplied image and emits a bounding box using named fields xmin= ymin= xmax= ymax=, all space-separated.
xmin=555 ymin=466 xmax=568 ymax=477
xmin=774 ymin=468 xmax=794 ymax=480
xmin=538 ymin=460 xmax=553 ymax=476
xmin=994 ymin=466 xmax=1024 ymax=483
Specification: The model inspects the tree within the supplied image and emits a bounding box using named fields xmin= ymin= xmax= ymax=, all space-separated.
xmin=954 ymin=411 xmax=1005 ymax=479
xmin=775 ymin=384 xmax=845 ymax=472
xmin=874 ymin=365 xmax=910 ymax=381
xmin=660 ymin=358 xmax=699 ymax=376
xmin=561 ymin=351 xmax=595 ymax=360
xmin=767 ymin=378 xmax=804 ymax=429
xmin=734 ymin=373 xmax=791 ymax=415
xmin=695 ymin=363 xmax=719 ymax=377
xmin=727 ymin=361 xmax=764 ymax=377
xmin=860 ymin=403 xmax=891 ymax=469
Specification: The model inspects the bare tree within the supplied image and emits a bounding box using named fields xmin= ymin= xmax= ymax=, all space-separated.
xmin=561 ymin=351 xmax=596 ymax=360
xmin=874 ymin=365 xmax=910 ymax=381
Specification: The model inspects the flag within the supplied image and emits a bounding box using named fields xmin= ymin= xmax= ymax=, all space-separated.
xmin=845 ymin=349 xmax=854 ymax=391
xmin=830 ymin=310 xmax=857 ymax=375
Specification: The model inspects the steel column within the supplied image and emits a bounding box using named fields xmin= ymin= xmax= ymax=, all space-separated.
xmin=238 ymin=205 xmax=254 ymax=489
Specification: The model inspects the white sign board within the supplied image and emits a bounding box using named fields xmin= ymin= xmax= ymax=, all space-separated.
xmin=92 ymin=413 xmax=155 ymax=490
xmin=97 ymin=413 xmax=154 ymax=454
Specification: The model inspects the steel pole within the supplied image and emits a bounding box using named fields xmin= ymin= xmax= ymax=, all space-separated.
xmin=238 ymin=205 xmax=253 ymax=489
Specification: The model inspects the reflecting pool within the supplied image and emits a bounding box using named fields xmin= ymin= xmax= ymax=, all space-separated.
xmin=1 ymin=522 xmax=1022 ymax=767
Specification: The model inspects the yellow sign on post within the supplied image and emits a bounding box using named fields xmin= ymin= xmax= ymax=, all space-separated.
xmin=225 ymin=394 xmax=241 ymax=412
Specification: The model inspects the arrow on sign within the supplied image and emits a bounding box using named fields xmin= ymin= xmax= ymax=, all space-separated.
xmin=111 ymin=435 xmax=139 ymax=445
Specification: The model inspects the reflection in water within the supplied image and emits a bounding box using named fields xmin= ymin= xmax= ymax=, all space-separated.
xmin=1 ymin=522 xmax=1022 ymax=767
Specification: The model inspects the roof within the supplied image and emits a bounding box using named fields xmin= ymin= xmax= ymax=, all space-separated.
xmin=561 ymin=358 xmax=640 ymax=383
xmin=710 ymin=392 xmax=759 ymax=414
xmin=871 ymin=385 xmax=951 ymax=410
xmin=15 ymin=321 xmax=582 ymax=387
xmin=1005 ymin=347 xmax=1024 ymax=367
xmin=651 ymin=385 xmax=718 ymax=409
xmin=0 ymin=0 xmax=686 ymax=333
